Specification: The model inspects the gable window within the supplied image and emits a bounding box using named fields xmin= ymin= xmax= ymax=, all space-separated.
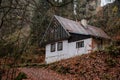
xmin=57 ymin=42 xmax=63 ymax=51
xmin=76 ymin=41 xmax=84 ymax=48
xmin=51 ymin=43 xmax=56 ymax=52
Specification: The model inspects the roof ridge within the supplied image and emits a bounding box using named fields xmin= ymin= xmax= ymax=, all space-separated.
xmin=54 ymin=15 xmax=110 ymax=39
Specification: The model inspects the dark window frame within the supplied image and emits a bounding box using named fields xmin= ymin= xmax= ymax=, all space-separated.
xmin=51 ymin=43 xmax=56 ymax=52
xmin=57 ymin=42 xmax=63 ymax=51
xmin=76 ymin=41 xmax=84 ymax=48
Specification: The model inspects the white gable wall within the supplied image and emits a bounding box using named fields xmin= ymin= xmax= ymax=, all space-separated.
xmin=45 ymin=38 xmax=93 ymax=64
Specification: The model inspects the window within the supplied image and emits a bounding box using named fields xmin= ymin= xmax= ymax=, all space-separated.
xmin=106 ymin=0 xmax=111 ymax=2
xmin=76 ymin=41 xmax=84 ymax=48
xmin=57 ymin=42 xmax=63 ymax=51
xmin=51 ymin=43 xmax=56 ymax=52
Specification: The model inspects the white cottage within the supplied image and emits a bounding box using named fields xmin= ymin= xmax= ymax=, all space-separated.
xmin=43 ymin=15 xmax=110 ymax=64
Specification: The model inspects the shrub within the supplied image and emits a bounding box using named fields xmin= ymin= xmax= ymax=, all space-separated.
xmin=102 ymin=73 xmax=112 ymax=80
xmin=15 ymin=72 xmax=27 ymax=80
xmin=56 ymin=66 xmax=71 ymax=74
xmin=105 ymin=45 xmax=120 ymax=57
xmin=50 ymin=64 xmax=57 ymax=71
xmin=105 ymin=58 xmax=117 ymax=67
xmin=0 ymin=41 xmax=14 ymax=57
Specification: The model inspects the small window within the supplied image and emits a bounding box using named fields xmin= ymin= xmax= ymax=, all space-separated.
xmin=76 ymin=41 xmax=84 ymax=48
xmin=51 ymin=43 xmax=56 ymax=52
xmin=57 ymin=42 xmax=63 ymax=51
xmin=107 ymin=0 xmax=111 ymax=2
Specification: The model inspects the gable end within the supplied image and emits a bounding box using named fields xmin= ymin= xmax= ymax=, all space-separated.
xmin=43 ymin=17 xmax=70 ymax=44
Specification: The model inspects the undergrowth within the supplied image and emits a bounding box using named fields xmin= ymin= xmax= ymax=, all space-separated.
xmin=15 ymin=72 xmax=27 ymax=80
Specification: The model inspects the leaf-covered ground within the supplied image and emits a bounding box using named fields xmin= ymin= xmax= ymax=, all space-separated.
xmin=1 ymin=51 xmax=120 ymax=80
xmin=18 ymin=68 xmax=74 ymax=80
xmin=47 ymin=51 xmax=120 ymax=80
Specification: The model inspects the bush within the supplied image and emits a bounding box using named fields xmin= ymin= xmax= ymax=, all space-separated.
xmin=102 ymin=73 xmax=112 ymax=80
xmin=0 ymin=40 xmax=15 ymax=57
xmin=15 ymin=72 xmax=27 ymax=80
xmin=50 ymin=64 xmax=57 ymax=71
xmin=105 ymin=45 xmax=120 ymax=57
xmin=105 ymin=58 xmax=117 ymax=67
xmin=56 ymin=66 xmax=71 ymax=74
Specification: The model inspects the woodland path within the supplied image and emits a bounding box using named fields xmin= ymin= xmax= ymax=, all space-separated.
xmin=19 ymin=68 xmax=74 ymax=80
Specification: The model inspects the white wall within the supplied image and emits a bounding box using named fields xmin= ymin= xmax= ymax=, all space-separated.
xmin=45 ymin=38 xmax=93 ymax=64
xmin=45 ymin=40 xmax=68 ymax=63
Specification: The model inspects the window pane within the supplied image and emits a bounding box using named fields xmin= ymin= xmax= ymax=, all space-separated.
xmin=76 ymin=41 xmax=84 ymax=48
xmin=57 ymin=42 xmax=63 ymax=51
xmin=51 ymin=43 xmax=55 ymax=52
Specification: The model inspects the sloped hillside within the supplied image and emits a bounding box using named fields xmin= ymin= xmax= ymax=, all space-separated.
xmin=47 ymin=50 xmax=120 ymax=80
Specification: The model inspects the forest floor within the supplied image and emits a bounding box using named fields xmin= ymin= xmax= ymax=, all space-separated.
xmin=17 ymin=51 xmax=120 ymax=80
xmin=19 ymin=68 xmax=74 ymax=80
xmin=46 ymin=51 xmax=120 ymax=80
xmin=1 ymin=50 xmax=120 ymax=80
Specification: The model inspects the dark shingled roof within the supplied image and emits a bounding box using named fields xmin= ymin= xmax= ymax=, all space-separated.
xmin=55 ymin=15 xmax=110 ymax=39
